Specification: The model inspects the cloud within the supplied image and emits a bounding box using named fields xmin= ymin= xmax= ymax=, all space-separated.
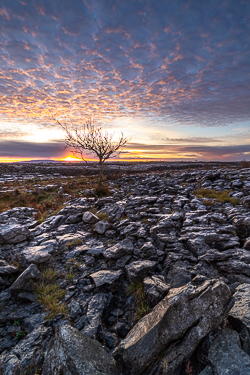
xmin=0 ymin=0 xmax=249 ymax=129
xmin=0 ymin=140 xmax=66 ymax=158
xmin=125 ymin=142 xmax=250 ymax=161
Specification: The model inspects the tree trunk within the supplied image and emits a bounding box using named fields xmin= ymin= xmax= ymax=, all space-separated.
xmin=99 ymin=160 xmax=104 ymax=185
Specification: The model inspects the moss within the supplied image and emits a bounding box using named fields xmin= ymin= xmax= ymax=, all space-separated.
xmin=195 ymin=189 xmax=238 ymax=206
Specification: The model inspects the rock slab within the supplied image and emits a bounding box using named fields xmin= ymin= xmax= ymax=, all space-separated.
xmin=42 ymin=324 xmax=118 ymax=375
xmin=113 ymin=278 xmax=232 ymax=374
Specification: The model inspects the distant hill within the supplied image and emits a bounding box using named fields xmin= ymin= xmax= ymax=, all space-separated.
xmin=15 ymin=160 xmax=63 ymax=163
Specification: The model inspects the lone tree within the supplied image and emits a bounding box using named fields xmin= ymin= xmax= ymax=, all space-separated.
xmin=56 ymin=119 xmax=128 ymax=184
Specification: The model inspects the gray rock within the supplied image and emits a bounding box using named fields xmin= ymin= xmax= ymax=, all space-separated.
xmin=113 ymin=278 xmax=232 ymax=374
xmin=23 ymin=313 xmax=47 ymax=334
xmin=143 ymin=275 xmax=170 ymax=307
xmin=207 ymin=329 xmax=250 ymax=374
xmin=229 ymin=283 xmax=250 ymax=355
xmin=10 ymin=264 xmax=41 ymax=292
xmin=244 ymin=237 xmax=250 ymax=250
xmin=21 ymin=244 xmax=54 ymax=264
xmin=199 ymin=366 xmax=213 ymax=375
xmin=0 ymin=260 xmax=19 ymax=275
xmin=0 ymin=325 xmax=52 ymax=374
xmin=0 ymin=223 xmax=30 ymax=244
xmin=103 ymin=239 xmax=134 ymax=260
xmin=82 ymin=293 xmax=111 ymax=338
xmin=125 ymin=260 xmax=157 ymax=282
xmin=165 ymin=260 xmax=192 ymax=288
xmin=217 ymin=259 xmax=250 ymax=277
xmin=82 ymin=211 xmax=100 ymax=224
xmin=42 ymin=324 xmax=118 ymax=375
xmin=18 ymin=291 xmax=37 ymax=302
xmin=90 ymin=270 xmax=122 ymax=287
xmin=98 ymin=202 xmax=125 ymax=221
xmin=65 ymin=213 xmax=83 ymax=224
xmin=70 ymin=299 xmax=82 ymax=319
xmin=94 ymin=220 xmax=109 ymax=234
xmin=232 ymin=179 xmax=243 ymax=188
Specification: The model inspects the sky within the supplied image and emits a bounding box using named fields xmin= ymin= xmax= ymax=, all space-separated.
xmin=0 ymin=0 xmax=250 ymax=162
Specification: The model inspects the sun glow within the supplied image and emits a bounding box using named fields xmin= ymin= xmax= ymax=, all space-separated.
xmin=60 ymin=156 xmax=82 ymax=162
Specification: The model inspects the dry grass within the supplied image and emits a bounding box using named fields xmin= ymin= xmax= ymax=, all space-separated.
xmin=195 ymin=189 xmax=238 ymax=206
xmin=203 ymin=199 xmax=214 ymax=206
xmin=127 ymin=281 xmax=150 ymax=320
xmin=94 ymin=183 xmax=111 ymax=197
xmin=240 ymin=160 xmax=250 ymax=168
xmin=35 ymin=269 xmax=68 ymax=320
xmin=65 ymin=238 xmax=83 ymax=250
xmin=0 ymin=176 xmax=101 ymax=223
xmin=97 ymin=212 xmax=109 ymax=221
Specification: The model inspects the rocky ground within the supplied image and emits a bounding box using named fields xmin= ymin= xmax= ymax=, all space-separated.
xmin=1 ymin=164 xmax=250 ymax=374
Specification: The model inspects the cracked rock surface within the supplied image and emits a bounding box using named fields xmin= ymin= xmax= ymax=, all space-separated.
xmin=1 ymin=164 xmax=250 ymax=374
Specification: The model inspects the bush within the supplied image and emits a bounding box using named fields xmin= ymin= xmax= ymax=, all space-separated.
xmin=94 ymin=183 xmax=111 ymax=197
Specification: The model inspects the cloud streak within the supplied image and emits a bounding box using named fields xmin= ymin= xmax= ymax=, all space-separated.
xmin=0 ymin=140 xmax=249 ymax=162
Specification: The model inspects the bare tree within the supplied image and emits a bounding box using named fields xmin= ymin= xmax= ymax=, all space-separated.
xmin=55 ymin=119 xmax=129 ymax=183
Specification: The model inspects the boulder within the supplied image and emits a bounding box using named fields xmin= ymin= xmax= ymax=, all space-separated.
xmin=65 ymin=213 xmax=83 ymax=224
xmin=203 ymin=329 xmax=250 ymax=375
xmin=90 ymin=270 xmax=122 ymax=288
xmin=143 ymin=275 xmax=170 ymax=307
xmin=0 ymin=260 xmax=19 ymax=275
xmin=98 ymin=202 xmax=125 ymax=221
xmin=82 ymin=293 xmax=111 ymax=338
xmin=82 ymin=211 xmax=100 ymax=224
xmin=103 ymin=239 xmax=134 ymax=260
xmin=244 ymin=237 xmax=250 ymax=250
xmin=42 ymin=324 xmax=118 ymax=375
xmin=94 ymin=220 xmax=109 ymax=234
xmin=21 ymin=244 xmax=54 ymax=264
xmin=10 ymin=264 xmax=41 ymax=292
xmin=0 ymin=325 xmax=52 ymax=374
xmin=229 ymin=283 xmax=250 ymax=355
xmin=125 ymin=260 xmax=157 ymax=282
xmin=0 ymin=223 xmax=30 ymax=244
xmin=240 ymin=196 xmax=250 ymax=208
xmin=113 ymin=278 xmax=232 ymax=375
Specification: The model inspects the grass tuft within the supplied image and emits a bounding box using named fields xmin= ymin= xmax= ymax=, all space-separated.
xmin=97 ymin=212 xmax=109 ymax=221
xmin=94 ymin=183 xmax=111 ymax=197
xmin=195 ymin=189 xmax=238 ymax=206
xmin=127 ymin=281 xmax=150 ymax=320
xmin=35 ymin=269 xmax=67 ymax=320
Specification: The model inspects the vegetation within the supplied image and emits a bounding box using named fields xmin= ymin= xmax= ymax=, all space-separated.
xmin=65 ymin=238 xmax=83 ymax=250
xmin=56 ymin=118 xmax=129 ymax=184
xmin=94 ymin=183 xmax=111 ymax=197
xmin=0 ymin=175 xmax=101 ymax=223
xmin=96 ymin=212 xmax=109 ymax=221
xmin=195 ymin=189 xmax=238 ymax=206
xmin=240 ymin=159 xmax=250 ymax=168
xmin=35 ymin=269 xmax=67 ymax=320
xmin=127 ymin=281 xmax=150 ymax=320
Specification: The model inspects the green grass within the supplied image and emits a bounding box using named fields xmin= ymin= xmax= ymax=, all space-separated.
xmin=97 ymin=212 xmax=109 ymax=221
xmin=195 ymin=189 xmax=238 ymax=206
xmin=35 ymin=269 xmax=67 ymax=320
xmin=127 ymin=281 xmax=150 ymax=320
xmin=66 ymin=272 xmax=76 ymax=282
xmin=0 ymin=176 xmax=102 ymax=223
